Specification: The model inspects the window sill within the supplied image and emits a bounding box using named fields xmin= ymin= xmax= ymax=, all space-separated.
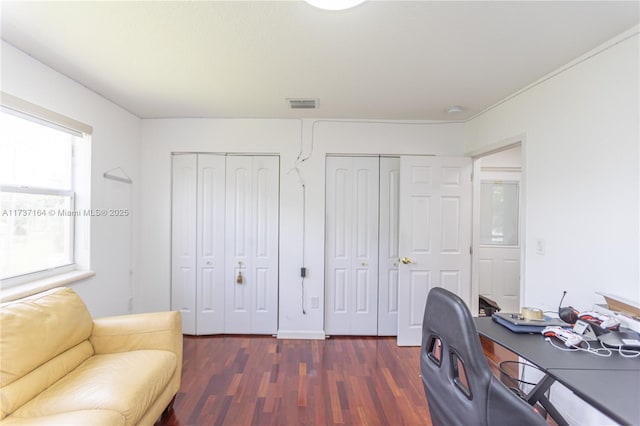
xmin=0 ymin=270 xmax=95 ymax=303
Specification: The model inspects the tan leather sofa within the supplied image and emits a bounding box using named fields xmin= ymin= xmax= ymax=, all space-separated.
xmin=0 ymin=287 xmax=182 ymax=425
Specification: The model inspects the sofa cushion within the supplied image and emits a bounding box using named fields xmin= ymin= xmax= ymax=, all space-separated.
xmin=0 ymin=287 xmax=93 ymax=386
xmin=1 ymin=341 xmax=94 ymax=419
xmin=12 ymin=350 xmax=177 ymax=426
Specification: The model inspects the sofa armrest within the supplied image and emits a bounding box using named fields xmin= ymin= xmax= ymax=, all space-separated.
xmin=90 ymin=311 xmax=182 ymax=357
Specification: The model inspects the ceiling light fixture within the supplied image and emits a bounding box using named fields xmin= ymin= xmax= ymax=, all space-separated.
xmin=304 ymin=0 xmax=367 ymax=11
xmin=446 ymin=105 xmax=464 ymax=114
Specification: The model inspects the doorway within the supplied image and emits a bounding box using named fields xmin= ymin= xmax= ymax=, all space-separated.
xmin=471 ymin=144 xmax=523 ymax=315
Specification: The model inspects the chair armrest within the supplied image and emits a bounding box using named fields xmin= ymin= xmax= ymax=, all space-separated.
xmin=90 ymin=311 xmax=182 ymax=356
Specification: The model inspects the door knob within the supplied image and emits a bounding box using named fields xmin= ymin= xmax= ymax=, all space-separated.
xmin=361 ymin=262 xmax=367 ymax=267
xmin=400 ymin=257 xmax=413 ymax=265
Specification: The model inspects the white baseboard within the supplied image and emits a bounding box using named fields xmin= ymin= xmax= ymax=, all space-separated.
xmin=276 ymin=330 xmax=326 ymax=340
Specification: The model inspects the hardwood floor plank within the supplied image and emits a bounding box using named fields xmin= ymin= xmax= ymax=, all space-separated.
xmin=157 ymin=336 xmax=430 ymax=426
xmin=213 ymin=395 xmax=233 ymax=426
xmin=227 ymin=373 xmax=242 ymax=396
xmin=297 ymin=363 xmax=308 ymax=407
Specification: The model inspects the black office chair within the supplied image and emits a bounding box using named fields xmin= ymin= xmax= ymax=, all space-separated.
xmin=420 ymin=287 xmax=547 ymax=426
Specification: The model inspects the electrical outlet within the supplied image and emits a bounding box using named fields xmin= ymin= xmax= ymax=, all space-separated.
xmin=311 ymin=296 xmax=319 ymax=309
xmin=536 ymin=238 xmax=546 ymax=255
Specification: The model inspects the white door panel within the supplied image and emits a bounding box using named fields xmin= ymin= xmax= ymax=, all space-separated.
xmin=397 ymin=156 xmax=471 ymax=346
xmin=251 ymin=156 xmax=279 ymax=333
xmin=225 ymin=157 xmax=251 ymax=333
xmin=325 ymin=156 xmax=379 ymax=335
xmin=378 ymin=157 xmax=400 ymax=335
xmin=225 ymin=155 xmax=279 ymax=334
xmin=326 ymin=161 xmax=351 ymax=333
xmin=171 ymin=154 xmax=197 ymax=334
xmin=196 ymin=154 xmax=226 ymax=334
xmin=478 ymin=246 xmax=521 ymax=313
xmin=409 ymin=270 xmax=431 ymax=328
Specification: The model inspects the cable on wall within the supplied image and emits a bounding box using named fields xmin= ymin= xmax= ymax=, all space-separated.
xmin=301 ymin=183 xmax=307 ymax=314
xmin=287 ymin=120 xmax=308 ymax=315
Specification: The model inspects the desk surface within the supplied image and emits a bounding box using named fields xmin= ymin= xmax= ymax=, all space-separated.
xmin=475 ymin=316 xmax=640 ymax=425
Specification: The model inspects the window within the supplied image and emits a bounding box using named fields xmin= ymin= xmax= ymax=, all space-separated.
xmin=0 ymin=94 xmax=91 ymax=286
xmin=479 ymin=181 xmax=519 ymax=246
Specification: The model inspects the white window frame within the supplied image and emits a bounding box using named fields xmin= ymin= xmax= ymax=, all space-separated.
xmin=0 ymin=185 xmax=77 ymax=279
xmin=0 ymin=92 xmax=94 ymax=298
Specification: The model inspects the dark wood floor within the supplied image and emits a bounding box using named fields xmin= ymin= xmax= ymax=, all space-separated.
xmin=156 ymin=335 xmax=430 ymax=426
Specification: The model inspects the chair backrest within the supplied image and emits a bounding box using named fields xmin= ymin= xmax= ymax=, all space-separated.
xmin=420 ymin=287 xmax=546 ymax=426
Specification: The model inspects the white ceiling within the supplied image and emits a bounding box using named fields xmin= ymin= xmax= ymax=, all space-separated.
xmin=1 ymin=1 xmax=638 ymax=120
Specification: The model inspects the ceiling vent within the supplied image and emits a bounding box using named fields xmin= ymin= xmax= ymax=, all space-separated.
xmin=287 ymin=98 xmax=318 ymax=109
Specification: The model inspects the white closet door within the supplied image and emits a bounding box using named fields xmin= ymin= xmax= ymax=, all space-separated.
xmin=325 ymin=156 xmax=379 ymax=335
xmin=196 ymin=154 xmax=226 ymax=334
xmin=378 ymin=157 xmax=400 ymax=335
xmin=225 ymin=155 xmax=279 ymax=334
xmin=171 ymin=154 xmax=197 ymax=334
xmin=397 ymin=156 xmax=472 ymax=346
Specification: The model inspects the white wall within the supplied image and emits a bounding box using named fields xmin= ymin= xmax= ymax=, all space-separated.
xmin=464 ymin=28 xmax=639 ymax=426
xmin=480 ymin=145 xmax=521 ymax=169
xmin=137 ymin=118 xmax=465 ymax=336
xmin=465 ymin=28 xmax=639 ymax=313
xmin=1 ymin=41 xmax=142 ymax=317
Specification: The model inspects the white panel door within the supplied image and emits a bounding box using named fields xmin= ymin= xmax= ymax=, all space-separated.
xmin=378 ymin=157 xmax=400 ymax=335
xmin=171 ymin=154 xmax=197 ymax=334
xmin=477 ymin=177 xmax=521 ymax=313
xmin=325 ymin=156 xmax=379 ymax=335
xmin=478 ymin=246 xmax=520 ymax=313
xmin=397 ymin=156 xmax=471 ymax=346
xmin=225 ymin=155 xmax=279 ymax=334
xmin=196 ymin=154 xmax=226 ymax=334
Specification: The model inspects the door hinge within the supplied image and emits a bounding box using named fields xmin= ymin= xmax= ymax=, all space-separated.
xmin=470 ymin=246 xmax=473 ymax=255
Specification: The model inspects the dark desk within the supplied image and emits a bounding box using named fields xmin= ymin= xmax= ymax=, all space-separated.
xmin=475 ymin=317 xmax=640 ymax=426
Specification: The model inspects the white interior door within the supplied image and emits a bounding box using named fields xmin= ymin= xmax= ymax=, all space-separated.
xmin=196 ymin=154 xmax=226 ymax=334
xmin=378 ymin=157 xmax=400 ymax=335
xmin=171 ymin=154 xmax=197 ymax=334
xmin=325 ymin=156 xmax=379 ymax=335
xmin=397 ymin=156 xmax=472 ymax=346
xmin=478 ymin=246 xmax=520 ymax=313
xmin=224 ymin=155 xmax=279 ymax=334
xmin=477 ymin=177 xmax=521 ymax=313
